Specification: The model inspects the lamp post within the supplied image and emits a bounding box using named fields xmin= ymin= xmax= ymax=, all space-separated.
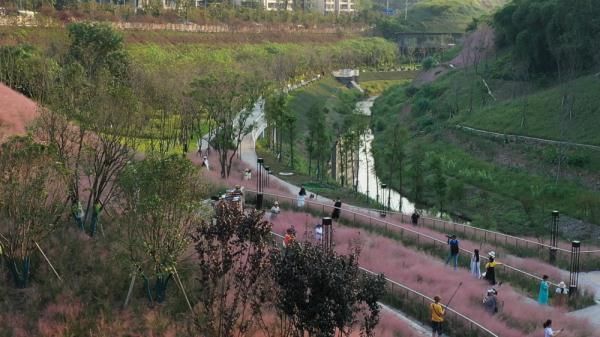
xmin=380 ymin=183 xmax=387 ymax=217
xmin=569 ymin=241 xmax=581 ymax=296
xmin=322 ymin=217 xmax=333 ymax=253
xmin=550 ymin=210 xmax=559 ymax=263
xmin=264 ymin=165 xmax=270 ymax=188
xmin=256 ymin=158 xmax=264 ymax=209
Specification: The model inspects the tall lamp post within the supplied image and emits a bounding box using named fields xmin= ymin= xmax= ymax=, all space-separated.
xmin=256 ymin=158 xmax=264 ymax=209
xmin=322 ymin=217 xmax=333 ymax=253
xmin=550 ymin=210 xmax=559 ymax=263
xmin=264 ymin=165 xmax=270 ymax=188
xmin=569 ymin=241 xmax=581 ymax=296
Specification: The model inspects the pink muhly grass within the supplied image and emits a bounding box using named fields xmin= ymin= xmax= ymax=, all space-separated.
xmin=269 ymin=210 xmax=593 ymax=337
xmin=37 ymin=294 xmax=83 ymax=337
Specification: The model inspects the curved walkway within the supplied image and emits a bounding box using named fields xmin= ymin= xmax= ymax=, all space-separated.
xmin=456 ymin=124 xmax=600 ymax=151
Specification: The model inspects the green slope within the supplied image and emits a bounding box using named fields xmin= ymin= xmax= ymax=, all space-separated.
xmin=407 ymin=0 xmax=508 ymax=32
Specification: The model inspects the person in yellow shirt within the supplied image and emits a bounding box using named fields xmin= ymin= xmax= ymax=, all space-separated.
xmin=430 ymin=296 xmax=445 ymax=337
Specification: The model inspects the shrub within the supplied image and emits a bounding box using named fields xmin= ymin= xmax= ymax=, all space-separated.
xmin=421 ymin=56 xmax=436 ymax=70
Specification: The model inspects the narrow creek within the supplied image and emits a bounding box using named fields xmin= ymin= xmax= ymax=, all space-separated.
xmin=355 ymin=97 xmax=416 ymax=214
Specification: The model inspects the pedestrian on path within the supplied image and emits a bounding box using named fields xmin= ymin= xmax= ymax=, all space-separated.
xmin=538 ymin=275 xmax=550 ymax=305
xmin=484 ymin=252 xmax=502 ymax=285
xmin=297 ymin=185 xmax=306 ymax=207
xmin=430 ymin=296 xmax=445 ymax=337
xmin=554 ymin=281 xmax=569 ymax=307
xmin=331 ymin=198 xmax=342 ymax=220
xmin=543 ymin=319 xmax=563 ymax=337
xmin=411 ymin=211 xmax=420 ymax=225
xmin=470 ymin=249 xmax=481 ymax=279
xmin=445 ymin=235 xmax=459 ymax=270
xmin=202 ymin=156 xmax=210 ymax=171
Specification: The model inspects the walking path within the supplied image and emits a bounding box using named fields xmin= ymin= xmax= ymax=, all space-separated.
xmin=233 ymin=98 xmax=600 ymax=326
xmin=456 ymin=124 xmax=600 ymax=151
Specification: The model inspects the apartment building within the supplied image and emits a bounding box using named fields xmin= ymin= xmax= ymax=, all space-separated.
xmin=315 ymin=0 xmax=355 ymax=13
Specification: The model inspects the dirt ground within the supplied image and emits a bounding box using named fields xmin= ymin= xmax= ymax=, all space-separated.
xmin=0 ymin=83 xmax=38 ymax=142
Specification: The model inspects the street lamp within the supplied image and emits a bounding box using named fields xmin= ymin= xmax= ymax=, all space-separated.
xmin=256 ymin=158 xmax=264 ymax=209
xmin=264 ymin=165 xmax=270 ymax=188
xmin=550 ymin=210 xmax=559 ymax=263
xmin=569 ymin=241 xmax=581 ymax=295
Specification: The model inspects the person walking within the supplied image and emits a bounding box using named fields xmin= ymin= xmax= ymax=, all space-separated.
xmin=331 ymin=198 xmax=342 ymax=220
xmin=543 ymin=319 xmax=563 ymax=337
xmin=202 ymin=156 xmax=210 ymax=171
xmin=538 ymin=275 xmax=550 ymax=305
xmin=445 ymin=235 xmax=460 ymax=270
xmin=470 ymin=249 xmax=481 ymax=279
xmin=554 ymin=281 xmax=569 ymax=307
xmin=484 ymin=252 xmax=502 ymax=285
xmin=411 ymin=211 xmax=420 ymax=225
xmin=430 ymin=296 xmax=445 ymax=337
xmin=297 ymin=185 xmax=307 ymax=207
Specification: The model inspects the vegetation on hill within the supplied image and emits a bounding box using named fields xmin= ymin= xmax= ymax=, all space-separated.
xmin=376 ymin=0 xmax=507 ymax=36
xmin=493 ymin=0 xmax=600 ymax=75
xmin=370 ymin=1 xmax=600 ymax=241
xmin=0 ymin=22 xmax=390 ymax=336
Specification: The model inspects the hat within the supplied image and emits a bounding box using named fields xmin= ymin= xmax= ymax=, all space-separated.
xmin=488 ymin=251 xmax=496 ymax=258
xmin=274 ymin=201 xmax=279 ymax=205
xmin=558 ymin=281 xmax=566 ymax=288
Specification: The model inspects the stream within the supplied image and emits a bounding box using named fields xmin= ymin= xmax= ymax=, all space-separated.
xmin=355 ymin=97 xmax=416 ymax=214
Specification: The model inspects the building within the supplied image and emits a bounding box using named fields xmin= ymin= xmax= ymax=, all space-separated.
xmin=315 ymin=0 xmax=355 ymax=13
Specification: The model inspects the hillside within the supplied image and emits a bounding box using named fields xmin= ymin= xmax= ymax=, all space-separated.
xmin=376 ymin=0 xmax=508 ymax=35
xmin=369 ymin=21 xmax=600 ymax=241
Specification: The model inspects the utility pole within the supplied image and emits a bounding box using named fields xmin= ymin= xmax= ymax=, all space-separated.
xmin=404 ymin=0 xmax=408 ymax=20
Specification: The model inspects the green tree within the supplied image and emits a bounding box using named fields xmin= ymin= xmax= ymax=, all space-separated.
xmin=193 ymin=203 xmax=273 ymax=337
xmin=191 ymin=70 xmax=265 ymax=178
xmin=407 ymin=144 xmax=425 ymax=204
xmin=264 ymin=91 xmax=288 ymax=161
xmin=0 ymin=137 xmax=69 ymax=288
xmin=269 ymin=242 xmax=385 ymax=337
xmin=118 ymin=155 xmax=208 ymax=303
xmin=429 ymin=156 xmax=447 ymax=211
xmin=67 ymin=22 xmax=129 ymax=81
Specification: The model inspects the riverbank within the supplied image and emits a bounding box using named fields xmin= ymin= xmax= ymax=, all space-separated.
xmin=369 ymin=73 xmax=600 ymax=243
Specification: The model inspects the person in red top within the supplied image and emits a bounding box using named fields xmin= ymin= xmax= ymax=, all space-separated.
xmin=283 ymin=227 xmax=295 ymax=248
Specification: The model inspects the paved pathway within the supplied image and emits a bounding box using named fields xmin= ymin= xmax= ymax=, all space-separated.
xmin=569 ymin=271 xmax=600 ymax=328
xmin=237 ymin=94 xmax=600 ymax=327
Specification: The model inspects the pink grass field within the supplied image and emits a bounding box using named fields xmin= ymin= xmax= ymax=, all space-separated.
xmin=196 ymin=151 xmax=585 ymax=286
xmin=268 ymin=211 xmax=593 ymax=337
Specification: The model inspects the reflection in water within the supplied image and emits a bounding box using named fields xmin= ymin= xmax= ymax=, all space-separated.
xmin=355 ymin=97 xmax=415 ymax=214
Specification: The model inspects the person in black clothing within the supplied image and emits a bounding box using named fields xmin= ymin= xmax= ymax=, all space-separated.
xmin=411 ymin=211 xmax=420 ymax=225
xmin=331 ymin=198 xmax=342 ymax=220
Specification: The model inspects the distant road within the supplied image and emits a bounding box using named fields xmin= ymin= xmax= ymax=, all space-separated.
xmin=456 ymin=125 xmax=600 ymax=152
